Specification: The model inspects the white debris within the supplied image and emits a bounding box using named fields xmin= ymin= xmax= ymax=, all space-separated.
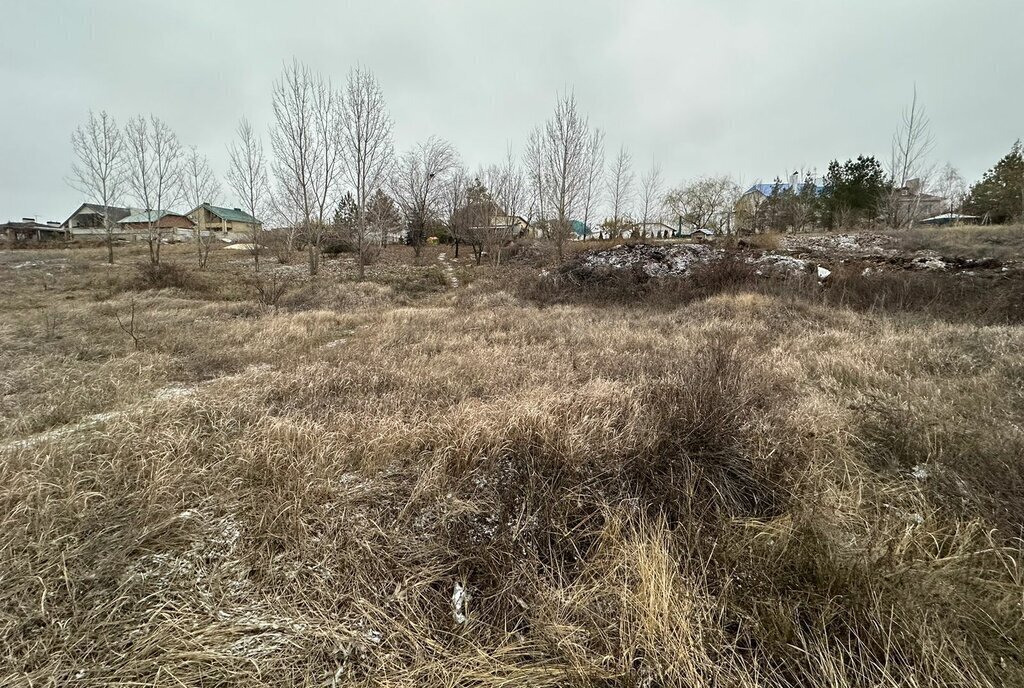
xmin=757 ymin=254 xmax=809 ymax=275
xmin=910 ymin=256 xmax=946 ymax=271
xmin=911 ymin=464 xmax=930 ymax=480
xmin=581 ymin=243 xmax=721 ymax=277
xmin=452 ymin=581 xmax=468 ymax=624
xmin=817 ymin=266 xmax=832 ymax=280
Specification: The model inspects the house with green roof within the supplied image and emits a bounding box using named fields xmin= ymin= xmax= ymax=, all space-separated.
xmin=187 ymin=203 xmax=261 ymax=236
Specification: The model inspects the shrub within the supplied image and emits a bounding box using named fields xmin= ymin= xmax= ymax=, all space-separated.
xmin=250 ymin=272 xmax=294 ymax=309
xmin=126 ymin=261 xmax=208 ymax=292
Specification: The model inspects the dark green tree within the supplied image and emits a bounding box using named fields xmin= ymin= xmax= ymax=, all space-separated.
xmin=964 ymin=140 xmax=1024 ymax=224
xmin=333 ymin=192 xmax=359 ymax=230
xmin=821 ymin=156 xmax=889 ymax=228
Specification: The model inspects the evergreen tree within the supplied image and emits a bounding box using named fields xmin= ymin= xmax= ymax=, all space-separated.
xmin=964 ymin=140 xmax=1024 ymax=224
xmin=366 ymin=189 xmax=402 ymax=246
xmin=821 ymin=155 xmax=889 ymax=228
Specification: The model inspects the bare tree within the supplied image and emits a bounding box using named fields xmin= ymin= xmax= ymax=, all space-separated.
xmin=269 ymin=59 xmax=340 ymax=276
xmin=525 ymin=91 xmax=595 ymax=260
xmin=340 ymin=64 xmax=394 ymax=280
xmin=182 ymin=145 xmax=221 ymax=268
xmin=639 ymin=160 xmax=664 ymax=236
xmin=392 ymin=136 xmax=456 ymax=262
xmin=481 ymin=145 xmax=530 ymax=263
xmin=936 ymin=163 xmax=966 ymax=217
xmin=69 ymin=110 xmax=125 ymax=264
xmin=606 ymin=144 xmax=634 ymax=239
xmin=441 ymin=163 xmax=469 ymax=259
xmin=888 ymin=85 xmax=936 ymax=228
xmin=123 ymin=115 xmax=184 ymax=265
xmin=664 ymin=175 xmax=740 ymax=234
xmin=580 ymin=130 xmax=604 ymax=240
xmin=227 ymin=118 xmax=269 ymax=272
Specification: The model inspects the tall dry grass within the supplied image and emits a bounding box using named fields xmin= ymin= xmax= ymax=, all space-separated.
xmin=1 ymin=243 xmax=1023 ymax=685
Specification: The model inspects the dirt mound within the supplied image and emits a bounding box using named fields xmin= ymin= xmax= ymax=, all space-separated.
xmin=580 ymin=242 xmax=723 ymax=276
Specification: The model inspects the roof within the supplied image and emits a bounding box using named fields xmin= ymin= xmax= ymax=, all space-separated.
xmin=191 ymin=203 xmax=259 ymax=224
xmin=62 ymin=203 xmax=134 ymax=227
xmin=119 ymin=210 xmax=183 ymax=224
xmin=920 ymin=213 xmax=980 ymax=225
xmin=745 ymin=183 xmax=824 ymax=197
xmin=1 ymin=220 xmax=64 ymax=231
xmin=571 ymin=220 xmax=592 ymax=236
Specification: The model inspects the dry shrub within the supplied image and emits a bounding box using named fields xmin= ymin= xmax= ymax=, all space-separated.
xmin=126 ymin=261 xmax=209 ymax=293
xmin=738 ymin=232 xmax=783 ymax=250
xmin=824 ymin=266 xmax=1024 ymax=324
xmin=521 ymin=253 xmax=761 ymax=308
xmin=250 ymin=272 xmax=294 ymax=309
xmin=894 ymin=224 xmax=1024 ymax=260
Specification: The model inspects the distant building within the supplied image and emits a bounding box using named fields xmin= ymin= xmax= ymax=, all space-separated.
xmin=187 ymin=203 xmax=261 ymax=236
xmin=735 ymin=173 xmax=825 ymax=222
xmin=891 ymin=179 xmax=946 ymax=226
xmin=571 ymin=219 xmax=594 ymax=239
xmin=62 ymin=203 xmax=135 ymax=236
xmin=118 ymin=210 xmax=195 ymax=234
xmin=1 ymin=218 xmax=65 ymax=242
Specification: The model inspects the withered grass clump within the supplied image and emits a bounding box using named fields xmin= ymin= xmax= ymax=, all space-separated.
xmin=1 ymin=242 xmax=1024 ymax=686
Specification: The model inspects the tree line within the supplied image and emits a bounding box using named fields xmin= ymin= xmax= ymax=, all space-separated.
xmin=69 ymin=69 xmax=1024 ymax=275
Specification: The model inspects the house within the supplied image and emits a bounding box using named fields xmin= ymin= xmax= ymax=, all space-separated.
xmin=1 ymin=218 xmax=66 ymax=242
xmin=187 ymin=203 xmax=261 ymax=236
xmin=891 ymin=179 xmax=946 ymax=226
xmin=735 ymin=174 xmax=824 ymax=219
xmin=118 ymin=210 xmax=195 ymax=234
xmin=469 ymin=212 xmax=530 ymax=237
xmin=62 ymin=203 xmax=135 ymax=236
xmin=681 ymin=227 xmax=715 ymax=239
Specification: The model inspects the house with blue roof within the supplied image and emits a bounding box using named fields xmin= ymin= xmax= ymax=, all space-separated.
xmin=734 ymin=173 xmax=824 ymax=231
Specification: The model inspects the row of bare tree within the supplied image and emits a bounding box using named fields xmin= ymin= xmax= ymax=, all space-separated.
xmin=70 ymin=68 xmax=954 ymax=273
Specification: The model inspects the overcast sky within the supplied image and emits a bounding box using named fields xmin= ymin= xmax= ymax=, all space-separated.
xmin=2 ymin=0 xmax=1021 ymax=223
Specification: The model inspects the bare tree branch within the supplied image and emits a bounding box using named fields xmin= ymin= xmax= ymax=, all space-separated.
xmin=68 ymin=110 xmax=125 ymax=264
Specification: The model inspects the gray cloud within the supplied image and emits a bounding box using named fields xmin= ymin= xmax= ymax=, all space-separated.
xmin=2 ymin=0 xmax=1020 ymax=222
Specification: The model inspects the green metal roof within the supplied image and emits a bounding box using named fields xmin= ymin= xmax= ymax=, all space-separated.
xmin=201 ymin=204 xmax=259 ymax=224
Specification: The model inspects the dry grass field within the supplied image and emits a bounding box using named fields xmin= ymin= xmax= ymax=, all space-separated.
xmin=2 ymin=234 xmax=1024 ymax=686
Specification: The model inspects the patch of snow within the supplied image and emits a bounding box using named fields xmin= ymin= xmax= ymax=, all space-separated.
xmin=452 ymin=581 xmax=468 ymax=624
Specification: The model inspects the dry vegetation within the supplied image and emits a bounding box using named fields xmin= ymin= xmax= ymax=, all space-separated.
xmin=2 ymin=234 xmax=1024 ymax=686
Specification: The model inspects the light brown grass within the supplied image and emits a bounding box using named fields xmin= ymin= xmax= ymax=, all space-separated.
xmin=1 ymin=241 xmax=1023 ymax=686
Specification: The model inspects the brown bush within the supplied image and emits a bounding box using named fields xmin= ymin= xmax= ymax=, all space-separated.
xmin=125 ymin=261 xmax=209 ymax=293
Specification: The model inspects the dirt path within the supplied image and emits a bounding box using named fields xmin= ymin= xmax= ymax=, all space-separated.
xmin=437 ymin=252 xmax=459 ymax=288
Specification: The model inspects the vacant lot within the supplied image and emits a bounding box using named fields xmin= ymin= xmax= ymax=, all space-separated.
xmin=2 ymin=234 xmax=1024 ymax=687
